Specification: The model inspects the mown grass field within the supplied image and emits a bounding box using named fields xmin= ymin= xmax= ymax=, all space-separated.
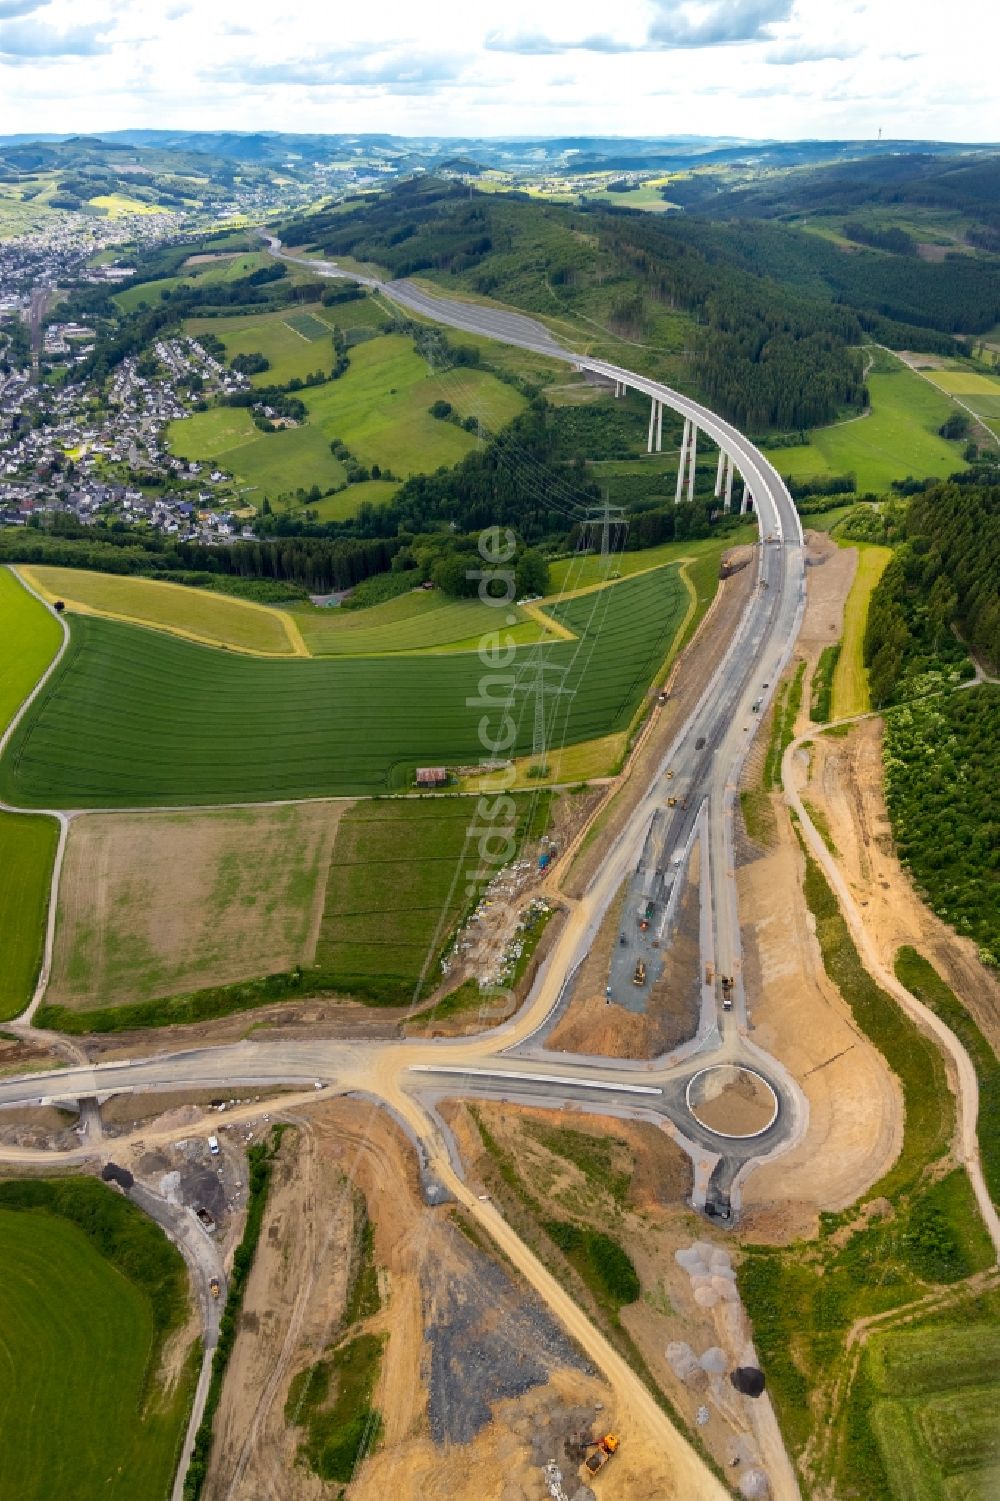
xmin=186 ymin=298 xmax=389 ymax=387
xmin=304 ymin=478 xmax=398 ymax=521
xmin=166 ymin=405 xmax=347 ymax=503
xmin=923 ymin=366 xmax=1000 ymax=427
xmin=0 ymin=566 xmax=63 ymax=729
xmin=18 ymin=565 xmax=305 ymax=656
xmin=0 ymin=1197 xmax=192 ymax=1501
xmin=0 ymin=569 xmax=62 ymax=1019
xmin=300 ymin=333 xmax=526 ymax=476
xmin=766 ymin=366 xmax=966 ymax=492
xmin=0 ymin=813 xmax=58 ymax=1020
xmin=316 ymin=795 xmax=549 ymax=1003
xmin=830 ymin=543 xmax=893 ymax=717
xmin=49 ymin=803 xmax=344 ymax=1012
xmin=0 ymin=565 xmax=688 ymax=805
xmin=166 ymin=329 xmax=525 ymax=503
xmin=866 ymin=1321 xmax=1000 ymax=1501
xmin=292 ymin=589 xmax=544 ymax=655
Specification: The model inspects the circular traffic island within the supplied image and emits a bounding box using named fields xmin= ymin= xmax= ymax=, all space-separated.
xmin=686 ymin=1064 xmax=778 ymax=1139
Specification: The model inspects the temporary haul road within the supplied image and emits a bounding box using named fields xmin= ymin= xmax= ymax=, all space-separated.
xmin=0 ymin=245 xmax=816 ymax=1499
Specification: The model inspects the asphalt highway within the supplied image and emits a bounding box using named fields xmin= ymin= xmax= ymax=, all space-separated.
xmin=0 ymin=245 xmax=814 ymax=1498
xmin=1 ymin=240 xmax=809 ymax=1217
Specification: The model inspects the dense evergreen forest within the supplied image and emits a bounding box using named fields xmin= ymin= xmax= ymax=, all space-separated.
xmin=680 ymin=151 xmax=1000 ymax=232
xmin=884 ymin=686 xmax=1000 ymax=965
xmin=278 ymin=176 xmax=992 ymax=431
xmin=865 ymin=482 xmax=1000 ymax=705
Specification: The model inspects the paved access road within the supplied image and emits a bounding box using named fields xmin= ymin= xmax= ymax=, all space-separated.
xmin=0 ymin=241 xmax=815 ymax=1501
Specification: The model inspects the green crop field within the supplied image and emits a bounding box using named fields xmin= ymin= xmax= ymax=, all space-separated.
xmin=292 ymin=589 xmax=544 ymax=656
xmin=300 ymin=333 xmax=525 ymax=476
xmin=866 ymin=1322 xmax=1000 ymax=1501
xmin=19 ymin=564 xmax=304 ymax=655
xmin=316 ymin=794 xmax=548 ymax=1003
xmin=186 ymin=309 xmax=337 ymax=387
xmin=282 ymin=309 xmax=330 ymax=340
xmin=167 ymin=406 xmax=346 ymax=502
xmin=0 ymin=565 xmax=688 ymax=806
xmin=0 ymin=813 xmax=58 ymax=1020
xmin=0 ymin=566 xmax=63 ymax=730
xmin=548 ymin=528 xmax=754 ymax=593
xmin=0 ymin=1194 xmax=193 ymax=1501
xmin=766 ymin=366 xmax=966 ymax=492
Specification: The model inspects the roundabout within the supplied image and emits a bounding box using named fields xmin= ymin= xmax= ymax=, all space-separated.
xmin=685 ymin=1064 xmax=780 ymax=1140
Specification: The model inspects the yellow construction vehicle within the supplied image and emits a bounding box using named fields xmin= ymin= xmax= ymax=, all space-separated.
xmin=667 ymin=795 xmax=678 ymax=807
xmin=633 ymin=961 xmax=646 ymax=986
xmin=584 ymin=1434 xmax=620 ymax=1475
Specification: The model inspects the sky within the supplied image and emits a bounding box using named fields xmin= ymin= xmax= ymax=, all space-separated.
xmin=0 ymin=0 xmax=996 ymax=143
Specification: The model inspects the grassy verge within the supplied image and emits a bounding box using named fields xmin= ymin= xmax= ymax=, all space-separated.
xmin=183 ymin=1127 xmax=284 ymax=1501
xmin=764 ymin=662 xmax=806 ymax=788
xmin=286 ymin=1334 xmax=384 ymax=1488
xmin=894 ymin=947 xmax=1000 ymax=1208
xmin=831 ymin=544 xmax=893 ymax=718
xmin=810 ymin=642 xmax=841 ymax=722
xmin=802 ymin=796 xmax=839 ymax=857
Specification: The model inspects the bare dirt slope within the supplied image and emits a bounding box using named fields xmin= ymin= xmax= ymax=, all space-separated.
xmin=737 ymin=827 xmax=903 ymax=1239
xmin=49 ymin=802 xmax=346 ymax=1010
xmin=798 ymin=529 xmax=857 ymax=687
xmin=205 ymin=1102 xmax=619 ymax=1501
xmin=801 ymin=719 xmax=1000 ymax=1049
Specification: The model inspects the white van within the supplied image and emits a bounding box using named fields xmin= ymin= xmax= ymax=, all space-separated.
xmin=208 ymin=1135 xmax=220 ymax=1156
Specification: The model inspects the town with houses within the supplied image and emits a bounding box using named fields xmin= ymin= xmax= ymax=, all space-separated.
xmin=0 ymin=211 xmax=265 ymax=545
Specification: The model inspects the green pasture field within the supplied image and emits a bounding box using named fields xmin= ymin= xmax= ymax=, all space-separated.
xmin=292 ymin=589 xmax=544 ymax=656
xmin=185 ymin=298 xmax=388 ymax=387
xmin=316 ymin=795 xmax=548 ymax=1002
xmin=0 ymin=813 xmax=58 ymax=1020
xmin=300 ymin=333 xmax=526 ymax=477
xmin=547 ymin=528 xmax=754 ymax=592
xmin=0 ymin=1194 xmax=193 ymax=1501
xmin=112 ymin=249 xmax=273 ymax=313
xmin=0 ymin=566 xmax=63 ymax=730
xmin=167 ymin=406 xmax=346 ymax=503
xmin=0 ymin=565 xmax=688 ymax=806
xmin=300 ymin=478 xmax=398 ymax=521
xmin=766 ymin=366 xmax=966 ymax=492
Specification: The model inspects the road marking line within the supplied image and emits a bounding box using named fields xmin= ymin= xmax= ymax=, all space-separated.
xmin=409 ymin=1066 xmax=661 ymax=1095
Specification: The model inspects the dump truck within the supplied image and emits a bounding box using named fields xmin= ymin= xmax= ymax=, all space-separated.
xmin=209 ymin=1278 xmax=221 ymax=1299
xmin=633 ymin=960 xmax=647 ymax=986
xmin=667 ymin=795 xmax=678 ymax=808
xmin=584 ymin=1434 xmax=620 ymax=1475
xmin=721 ymin=975 xmax=734 ymax=1010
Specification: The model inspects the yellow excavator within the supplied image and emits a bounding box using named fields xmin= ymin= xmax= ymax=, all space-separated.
xmin=583 ymin=1434 xmax=620 ymax=1476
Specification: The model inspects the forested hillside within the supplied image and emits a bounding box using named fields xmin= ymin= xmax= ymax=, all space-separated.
xmin=865 ymin=481 xmax=999 ymax=705
xmin=280 ymin=176 xmax=990 ymax=433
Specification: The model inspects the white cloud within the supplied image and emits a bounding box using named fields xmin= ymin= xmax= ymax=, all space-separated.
xmin=0 ymin=0 xmax=994 ymax=141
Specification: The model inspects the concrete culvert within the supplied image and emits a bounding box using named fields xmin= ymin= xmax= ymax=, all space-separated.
xmin=738 ymin=1467 xmax=771 ymax=1498
xmin=731 ymin=1366 xmax=767 ymax=1397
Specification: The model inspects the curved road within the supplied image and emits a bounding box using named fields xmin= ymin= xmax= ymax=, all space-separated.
xmin=0 ymin=243 xmax=817 ymax=1499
